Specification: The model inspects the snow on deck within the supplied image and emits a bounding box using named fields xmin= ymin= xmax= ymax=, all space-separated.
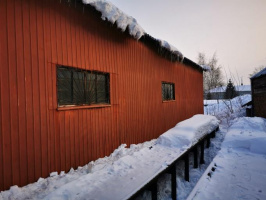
xmin=0 ymin=114 xmax=218 ymax=200
xmin=187 ymin=117 xmax=266 ymax=200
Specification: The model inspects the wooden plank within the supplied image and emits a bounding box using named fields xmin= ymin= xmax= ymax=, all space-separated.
xmin=200 ymin=141 xmax=205 ymax=164
xmin=59 ymin=112 xmax=66 ymax=172
xmin=65 ymin=111 xmax=71 ymax=171
xmin=36 ymin=0 xmax=49 ymax=178
xmin=171 ymin=164 xmax=177 ymax=200
xmin=7 ymin=0 xmax=20 ymax=187
xmin=184 ymin=153 xmax=189 ymax=182
xmin=69 ymin=111 xmax=75 ymax=168
xmin=0 ymin=0 xmax=12 ymax=190
xmin=29 ymin=0 xmax=42 ymax=181
xmin=21 ymin=0 xmax=35 ymax=185
xmin=193 ymin=146 xmax=198 ymax=168
xmin=15 ymin=0 xmax=28 ymax=187
xmin=55 ymin=2 xmax=62 ymax=65
xmin=70 ymin=8 xmax=77 ymax=67
xmin=151 ymin=181 xmax=158 ymax=200
xmin=206 ymin=135 xmax=211 ymax=148
xmin=74 ymin=110 xmax=80 ymax=167
xmin=60 ymin=7 xmax=68 ymax=67
xmin=78 ymin=110 xmax=84 ymax=166
xmin=65 ymin=5 xmax=73 ymax=67
xmin=42 ymin=0 xmax=52 ymax=175
xmin=83 ymin=110 xmax=88 ymax=164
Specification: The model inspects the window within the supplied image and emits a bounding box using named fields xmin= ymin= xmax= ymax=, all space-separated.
xmin=57 ymin=66 xmax=110 ymax=106
xmin=162 ymin=82 xmax=175 ymax=101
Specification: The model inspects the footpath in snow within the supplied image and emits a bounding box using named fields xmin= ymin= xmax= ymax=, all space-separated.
xmin=188 ymin=117 xmax=266 ymax=200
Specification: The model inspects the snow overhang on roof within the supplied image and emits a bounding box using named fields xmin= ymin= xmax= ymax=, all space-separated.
xmin=250 ymin=67 xmax=266 ymax=79
xmin=81 ymin=0 xmax=204 ymax=71
xmin=200 ymin=65 xmax=211 ymax=71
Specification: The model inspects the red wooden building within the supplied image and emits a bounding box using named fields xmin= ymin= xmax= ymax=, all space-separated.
xmin=0 ymin=0 xmax=204 ymax=191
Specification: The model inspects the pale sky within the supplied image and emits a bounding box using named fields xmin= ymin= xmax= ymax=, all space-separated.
xmin=108 ymin=0 xmax=266 ymax=85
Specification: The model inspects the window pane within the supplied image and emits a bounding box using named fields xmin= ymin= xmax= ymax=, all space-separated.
xmin=97 ymin=74 xmax=107 ymax=103
xmin=57 ymin=68 xmax=73 ymax=105
xmin=86 ymin=73 xmax=96 ymax=104
xmin=162 ymin=82 xmax=175 ymax=101
xmin=73 ymin=71 xmax=85 ymax=104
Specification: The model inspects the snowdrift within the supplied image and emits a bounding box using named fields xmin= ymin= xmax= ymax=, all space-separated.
xmin=157 ymin=115 xmax=219 ymax=148
xmin=1 ymin=114 xmax=219 ymax=200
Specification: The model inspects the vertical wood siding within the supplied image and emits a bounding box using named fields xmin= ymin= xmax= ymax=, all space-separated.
xmin=0 ymin=0 xmax=203 ymax=191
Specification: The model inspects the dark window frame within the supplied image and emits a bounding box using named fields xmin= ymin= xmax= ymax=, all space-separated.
xmin=57 ymin=65 xmax=110 ymax=107
xmin=162 ymin=82 xmax=175 ymax=101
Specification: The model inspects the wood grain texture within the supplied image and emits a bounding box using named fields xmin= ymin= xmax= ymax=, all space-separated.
xmin=0 ymin=0 xmax=203 ymax=190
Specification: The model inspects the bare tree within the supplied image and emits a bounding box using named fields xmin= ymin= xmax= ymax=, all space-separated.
xmin=197 ymin=52 xmax=224 ymax=93
xmin=249 ymin=65 xmax=265 ymax=77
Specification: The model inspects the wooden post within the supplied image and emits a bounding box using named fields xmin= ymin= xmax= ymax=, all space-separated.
xmin=151 ymin=182 xmax=157 ymax=200
xmin=200 ymin=141 xmax=205 ymax=164
xmin=184 ymin=153 xmax=189 ymax=182
xmin=171 ymin=165 xmax=177 ymax=200
xmin=206 ymin=135 xmax=210 ymax=148
xmin=211 ymin=130 xmax=216 ymax=138
xmin=193 ymin=146 xmax=198 ymax=168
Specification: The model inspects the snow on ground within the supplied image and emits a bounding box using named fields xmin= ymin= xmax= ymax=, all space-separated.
xmin=0 ymin=115 xmax=218 ymax=200
xmin=204 ymin=95 xmax=251 ymax=127
xmin=187 ymin=117 xmax=266 ymax=200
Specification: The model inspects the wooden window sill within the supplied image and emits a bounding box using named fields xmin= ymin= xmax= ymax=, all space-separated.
xmin=162 ymin=100 xmax=176 ymax=103
xmin=57 ymin=104 xmax=111 ymax=111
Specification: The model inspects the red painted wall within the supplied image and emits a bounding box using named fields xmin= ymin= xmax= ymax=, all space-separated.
xmin=0 ymin=0 xmax=203 ymax=190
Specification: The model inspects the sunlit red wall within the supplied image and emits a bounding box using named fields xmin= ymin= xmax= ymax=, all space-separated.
xmin=0 ymin=0 xmax=203 ymax=190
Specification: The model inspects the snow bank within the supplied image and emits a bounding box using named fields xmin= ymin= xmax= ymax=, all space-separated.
xmin=157 ymin=115 xmax=219 ymax=148
xmin=204 ymin=95 xmax=251 ymax=125
xmin=222 ymin=117 xmax=266 ymax=155
xmin=82 ymin=0 xmax=145 ymax=39
xmin=0 ymin=115 xmax=218 ymax=200
xmin=187 ymin=117 xmax=266 ymax=200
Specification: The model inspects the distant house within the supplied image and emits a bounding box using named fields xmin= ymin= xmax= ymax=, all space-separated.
xmin=205 ymin=85 xmax=251 ymax=99
xmin=250 ymin=67 xmax=266 ymax=118
xmin=0 ymin=0 xmax=206 ymax=190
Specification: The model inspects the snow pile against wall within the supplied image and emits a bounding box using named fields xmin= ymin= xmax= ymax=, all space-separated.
xmin=157 ymin=115 xmax=219 ymax=148
xmin=0 ymin=115 xmax=218 ymax=200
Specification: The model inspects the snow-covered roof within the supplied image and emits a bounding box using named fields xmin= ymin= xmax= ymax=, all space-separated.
xmin=209 ymin=85 xmax=251 ymax=93
xmin=82 ymin=0 xmax=145 ymax=40
xmin=200 ymin=65 xmax=211 ymax=71
xmin=251 ymin=67 xmax=266 ymax=79
xmin=81 ymin=0 xmax=207 ymax=70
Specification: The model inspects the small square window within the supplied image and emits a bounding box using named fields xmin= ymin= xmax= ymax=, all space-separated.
xmin=162 ymin=82 xmax=175 ymax=101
